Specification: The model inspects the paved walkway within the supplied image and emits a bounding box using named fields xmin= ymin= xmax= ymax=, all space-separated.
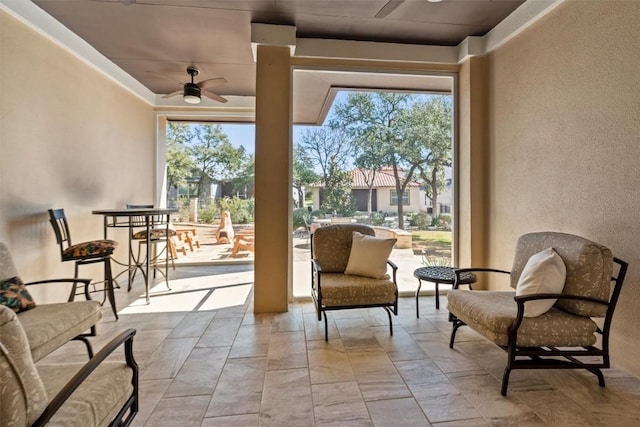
xmin=171 ymin=224 xmax=440 ymax=301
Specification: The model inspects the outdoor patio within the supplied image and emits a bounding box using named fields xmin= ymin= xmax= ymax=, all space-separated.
xmin=169 ymin=223 xmax=437 ymax=299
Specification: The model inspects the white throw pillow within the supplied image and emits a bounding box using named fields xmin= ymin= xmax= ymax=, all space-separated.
xmin=344 ymin=232 xmax=396 ymax=279
xmin=516 ymin=247 xmax=566 ymax=317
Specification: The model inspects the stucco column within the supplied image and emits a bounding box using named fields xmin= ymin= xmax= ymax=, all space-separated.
xmin=254 ymin=44 xmax=292 ymax=313
xmin=457 ymin=56 xmax=489 ymax=272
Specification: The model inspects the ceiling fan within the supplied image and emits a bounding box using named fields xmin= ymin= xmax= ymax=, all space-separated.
xmin=161 ymin=67 xmax=228 ymax=104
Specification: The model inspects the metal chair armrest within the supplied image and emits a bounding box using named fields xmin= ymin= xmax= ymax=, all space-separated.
xmin=25 ymin=278 xmax=93 ymax=300
xmin=32 ymin=329 xmax=138 ymax=427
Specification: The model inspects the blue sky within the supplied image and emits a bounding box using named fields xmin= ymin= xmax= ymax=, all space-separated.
xmin=218 ymin=91 xmax=352 ymax=155
xmin=208 ymin=91 xmax=441 ymax=155
xmin=220 ymin=123 xmax=317 ymax=155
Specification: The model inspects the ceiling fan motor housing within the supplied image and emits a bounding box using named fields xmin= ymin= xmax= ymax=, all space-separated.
xmin=183 ymin=82 xmax=201 ymax=103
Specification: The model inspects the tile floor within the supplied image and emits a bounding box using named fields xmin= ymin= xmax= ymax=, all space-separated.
xmin=40 ymin=264 xmax=640 ymax=427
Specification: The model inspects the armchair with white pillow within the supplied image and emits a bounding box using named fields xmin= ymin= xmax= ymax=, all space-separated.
xmin=447 ymin=231 xmax=628 ymax=396
xmin=310 ymin=224 xmax=399 ymax=341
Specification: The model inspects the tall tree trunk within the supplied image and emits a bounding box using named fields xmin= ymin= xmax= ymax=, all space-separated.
xmin=392 ymin=164 xmax=405 ymax=230
xmin=431 ymin=167 xmax=439 ymax=218
xmin=367 ymin=186 xmax=373 ymax=221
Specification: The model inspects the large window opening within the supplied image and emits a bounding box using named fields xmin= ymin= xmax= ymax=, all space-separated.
xmin=158 ymin=70 xmax=456 ymax=303
xmin=291 ymin=71 xmax=456 ymax=299
xmin=165 ymin=121 xmax=256 ymax=263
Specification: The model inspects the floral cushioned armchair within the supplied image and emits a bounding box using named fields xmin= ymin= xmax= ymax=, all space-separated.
xmin=310 ymin=224 xmax=398 ymax=341
xmin=0 ymin=305 xmax=138 ymax=427
xmin=447 ymin=232 xmax=628 ymax=396
xmin=0 ymin=242 xmax=102 ymax=362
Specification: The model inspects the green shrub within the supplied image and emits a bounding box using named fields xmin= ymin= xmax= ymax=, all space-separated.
xmin=370 ymin=212 xmax=385 ymax=226
xmin=432 ymin=214 xmax=452 ymax=229
xmin=310 ymin=209 xmax=323 ymax=219
xmin=219 ymin=197 xmax=254 ymax=224
xmin=408 ymin=212 xmax=432 ymax=228
xmin=199 ymin=203 xmax=218 ymax=223
xmin=292 ymin=208 xmax=310 ymax=231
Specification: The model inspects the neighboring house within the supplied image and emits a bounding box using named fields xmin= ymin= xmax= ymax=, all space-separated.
xmin=311 ymin=167 xmax=454 ymax=215
xmin=168 ymin=177 xmax=248 ymax=208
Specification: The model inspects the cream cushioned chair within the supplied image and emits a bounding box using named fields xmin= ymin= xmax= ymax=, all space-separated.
xmin=311 ymin=224 xmax=398 ymax=341
xmin=447 ymin=232 xmax=628 ymax=396
xmin=0 ymin=242 xmax=102 ymax=362
xmin=0 ymin=305 xmax=138 ymax=427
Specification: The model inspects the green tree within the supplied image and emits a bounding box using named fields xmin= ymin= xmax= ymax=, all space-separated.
xmin=298 ymin=127 xmax=352 ymax=183
xmin=321 ymin=159 xmax=355 ymax=216
xmin=331 ymin=92 xmax=452 ymax=229
xmin=406 ymin=97 xmax=452 ymax=217
xmin=331 ymin=92 xmax=414 ymax=228
xmin=166 ymin=122 xmax=195 ymax=194
xmin=190 ymin=124 xmax=247 ymax=200
xmin=231 ymin=153 xmax=255 ymax=199
xmin=297 ymin=126 xmax=353 ymax=214
xmin=293 ymin=144 xmax=319 ymax=208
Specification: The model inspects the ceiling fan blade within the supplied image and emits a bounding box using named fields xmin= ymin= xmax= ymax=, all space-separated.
xmin=198 ymin=77 xmax=227 ymax=89
xmin=202 ymin=90 xmax=228 ymax=103
xmin=162 ymin=89 xmax=183 ymax=99
xmin=375 ymin=0 xmax=404 ymax=18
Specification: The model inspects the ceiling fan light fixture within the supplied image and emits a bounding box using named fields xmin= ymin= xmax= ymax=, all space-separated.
xmin=183 ymin=83 xmax=201 ymax=104
xmin=183 ymin=94 xmax=201 ymax=104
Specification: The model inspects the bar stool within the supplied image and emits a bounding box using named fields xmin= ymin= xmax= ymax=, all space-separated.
xmin=47 ymin=208 xmax=119 ymax=319
xmin=126 ymin=204 xmax=176 ymax=290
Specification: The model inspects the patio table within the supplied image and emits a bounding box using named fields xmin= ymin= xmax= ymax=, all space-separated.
xmin=93 ymin=208 xmax=177 ymax=304
xmin=414 ymin=266 xmax=476 ymax=316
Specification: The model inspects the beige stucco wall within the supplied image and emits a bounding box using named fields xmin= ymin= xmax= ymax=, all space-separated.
xmin=0 ymin=11 xmax=155 ymax=299
xmin=485 ymin=1 xmax=640 ymax=377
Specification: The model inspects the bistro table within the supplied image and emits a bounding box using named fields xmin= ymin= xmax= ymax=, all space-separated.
xmin=413 ymin=266 xmax=477 ymax=317
xmin=92 ymin=207 xmax=177 ymax=305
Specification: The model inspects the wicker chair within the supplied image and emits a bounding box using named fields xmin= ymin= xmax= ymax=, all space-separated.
xmin=447 ymin=232 xmax=628 ymax=396
xmin=311 ymin=224 xmax=398 ymax=341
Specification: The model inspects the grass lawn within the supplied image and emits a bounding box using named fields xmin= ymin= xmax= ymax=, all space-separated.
xmin=411 ymin=230 xmax=452 ymax=261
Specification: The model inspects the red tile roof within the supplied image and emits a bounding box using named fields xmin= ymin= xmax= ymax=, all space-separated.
xmin=312 ymin=168 xmax=420 ymax=188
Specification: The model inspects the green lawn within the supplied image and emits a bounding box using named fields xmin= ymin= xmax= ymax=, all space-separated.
xmin=411 ymin=230 xmax=452 ymax=262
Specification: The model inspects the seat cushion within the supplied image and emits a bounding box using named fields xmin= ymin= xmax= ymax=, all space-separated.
xmin=18 ymin=300 xmax=102 ymax=362
xmin=38 ymin=362 xmax=133 ymax=427
xmin=62 ymin=240 xmax=118 ymax=261
xmin=447 ymin=290 xmax=598 ymax=347
xmin=0 ymin=306 xmax=48 ymax=426
xmin=318 ymin=273 xmax=397 ymax=307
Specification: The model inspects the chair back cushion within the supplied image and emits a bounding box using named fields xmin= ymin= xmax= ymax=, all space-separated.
xmin=0 ymin=242 xmax=19 ymax=281
xmin=312 ymin=224 xmax=375 ymax=273
xmin=510 ymin=232 xmax=613 ymax=317
xmin=515 ymin=248 xmax=566 ymax=317
xmin=0 ymin=305 xmax=48 ymax=426
xmin=344 ymin=232 xmax=396 ymax=279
